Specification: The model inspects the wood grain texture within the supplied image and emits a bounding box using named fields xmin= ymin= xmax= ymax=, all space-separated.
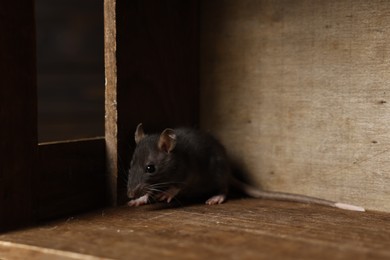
xmin=107 ymin=0 xmax=199 ymax=204
xmin=0 ymin=0 xmax=37 ymax=231
xmin=0 ymin=199 xmax=389 ymax=259
xmin=200 ymin=0 xmax=390 ymax=212
xmin=36 ymin=138 xmax=106 ymax=220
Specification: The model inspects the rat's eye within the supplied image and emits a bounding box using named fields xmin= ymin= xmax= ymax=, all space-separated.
xmin=145 ymin=164 xmax=156 ymax=173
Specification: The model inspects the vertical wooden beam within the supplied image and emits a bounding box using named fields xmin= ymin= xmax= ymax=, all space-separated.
xmin=0 ymin=1 xmax=37 ymax=231
xmin=105 ymin=0 xmax=199 ymax=204
xmin=104 ymin=0 xmax=118 ymax=206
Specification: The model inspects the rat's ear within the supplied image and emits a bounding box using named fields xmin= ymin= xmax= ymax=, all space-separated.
xmin=135 ymin=123 xmax=146 ymax=144
xmin=158 ymin=128 xmax=176 ymax=153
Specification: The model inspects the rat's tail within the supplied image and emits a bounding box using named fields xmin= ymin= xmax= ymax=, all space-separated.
xmin=231 ymin=178 xmax=365 ymax=212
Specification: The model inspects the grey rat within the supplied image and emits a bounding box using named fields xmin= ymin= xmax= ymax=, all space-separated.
xmin=127 ymin=123 xmax=365 ymax=212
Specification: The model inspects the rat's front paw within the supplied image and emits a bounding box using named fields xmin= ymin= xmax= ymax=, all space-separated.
xmin=155 ymin=187 xmax=180 ymax=203
xmin=128 ymin=194 xmax=149 ymax=207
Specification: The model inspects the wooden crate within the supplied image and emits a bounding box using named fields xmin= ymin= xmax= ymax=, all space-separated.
xmin=1 ymin=0 xmax=389 ymax=233
xmin=1 ymin=0 xmax=390 ymax=258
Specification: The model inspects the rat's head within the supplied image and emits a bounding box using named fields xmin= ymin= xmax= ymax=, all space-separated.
xmin=127 ymin=123 xmax=178 ymax=200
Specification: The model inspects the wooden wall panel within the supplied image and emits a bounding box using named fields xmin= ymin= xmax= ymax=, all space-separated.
xmin=105 ymin=0 xmax=199 ymax=204
xmin=35 ymin=138 xmax=106 ymax=220
xmin=201 ymin=0 xmax=390 ymax=212
xmin=0 ymin=1 xmax=37 ymax=231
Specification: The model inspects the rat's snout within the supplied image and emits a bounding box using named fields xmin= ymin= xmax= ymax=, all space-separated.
xmin=127 ymin=184 xmax=146 ymax=199
xmin=127 ymin=189 xmax=135 ymax=199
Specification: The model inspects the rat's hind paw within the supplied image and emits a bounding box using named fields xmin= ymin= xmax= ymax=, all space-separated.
xmin=206 ymin=194 xmax=226 ymax=205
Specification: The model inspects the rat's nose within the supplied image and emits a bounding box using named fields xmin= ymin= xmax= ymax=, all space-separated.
xmin=127 ymin=184 xmax=144 ymax=199
xmin=127 ymin=190 xmax=135 ymax=199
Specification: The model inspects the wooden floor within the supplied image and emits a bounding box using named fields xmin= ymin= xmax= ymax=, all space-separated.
xmin=0 ymin=198 xmax=389 ymax=259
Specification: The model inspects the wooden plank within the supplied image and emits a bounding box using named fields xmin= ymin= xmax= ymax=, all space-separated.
xmin=104 ymin=0 xmax=118 ymax=206
xmin=200 ymin=0 xmax=390 ymax=212
xmin=0 ymin=199 xmax=389 ymax=259
xmin=0 ymin=1 xmax=37 ymax=231
xmin=0 ymin=241 xmax=100 ymax=260
xmin=105 ymin=0 xmax=199 ymax=204
xmin=35 ymin=138 xmax=106 ymax=220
